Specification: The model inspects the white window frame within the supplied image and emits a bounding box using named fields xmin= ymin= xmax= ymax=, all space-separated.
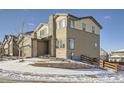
xmin=92 ymin=26 xmax=95 ymax=34
xmin=57 ymin=19 xmax=66 ymax=29
xmin=56 ymin=40 xmax=59 ymax=48
xmin=69 ymin=20 xmax=75 ymax=28
xmin=68 ymin=38 xmax=75 ymax=50
xmin=40 ymin=30 xmax=42 ymax=36
xmin=62 ymin=19 xmax=66 ymax=28
xmin=56 ymin=39 xmax=65 ymax=48
xmin=82 ymin=23 xmax=86 ymax=31
xmin=40 ymin=29 xmax=48 ymax=36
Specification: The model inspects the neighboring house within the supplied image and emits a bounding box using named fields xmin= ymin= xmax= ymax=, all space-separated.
xmin=2 ymin=35 xmax=9 ymax=56
xmin=2 ymin=35 xmax=18 ymax=56
xmin=32 ymin=23 xmax=51 ymax=57
xmin=26 ymin=13 xmax=102 ymax=60
xmin=18 ymin=31 xmax=34 ymax=57
xmin=100 ymin=48 xmax=108 ymax=61
xmin=109 ymin=49 xmax=124 ymax=62
xmin=0 ymin=43 xmax=4 ymax=57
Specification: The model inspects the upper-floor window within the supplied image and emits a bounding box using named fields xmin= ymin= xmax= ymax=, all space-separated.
xmin=92 ymin=26 xmax=95 ymax=34
xmin=57 ymin=19 xmax=66 ymax=29
xmin=69 ymin=20 xmax=75 ymax=28
xmin=82 ymin=23 xmax=86 ymax=31
xmin=40 ymin=29 xmax=48 ymax=36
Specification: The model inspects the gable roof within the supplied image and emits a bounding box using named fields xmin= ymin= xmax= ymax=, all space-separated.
xmin=112 ymin=49 xmax=124 ymax=53
xmin=18 ymin=31 xmax=33 ymax=36
xmin=34 ymin=23 xmax=48 ymax=33
xmin=79 ymin=16 xmax=102 ymax=29
xmin=54 ymin=13 xmax=102 ymax=29
xmin=24 ymin=31 xmax=34 ymax=35
xmin=17 ymin=31 xmax=33 ymax=44
xmin=2 ymin=35 xmax=18 ymax=46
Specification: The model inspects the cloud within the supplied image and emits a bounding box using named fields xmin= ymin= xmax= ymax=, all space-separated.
xmin=104 ymin=16 xmax=111 ymax=20
xmin=27 ymin=23 xmax=35 ymax=26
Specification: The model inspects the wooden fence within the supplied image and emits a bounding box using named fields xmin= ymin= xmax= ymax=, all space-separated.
xmin=80 ymin=55 xmax=122 ymax=72
xmin=99 ymin=60 xmax=122 ymax=72
xmin=80 ymin=55 xmax=98 ymax=65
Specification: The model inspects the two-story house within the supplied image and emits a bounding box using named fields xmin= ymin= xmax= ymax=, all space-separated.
xmin=2 ymin=35 xmax=19 ymax=56
xmin=100 ymin=48 xmax=109 ymax=61
xmin=0 ymin=43 xmax=4 ymax=57
xmin=28 ymin=13 xmax=102 ymax=60
xmin=109 ymin=49 xmax=124 ymax=62
xmin=18 ymin=13 xmax=102 ymax=60
xmin=2 ymin=35 xmax=9 ymax=56
xmin=18 ymin=31 xmax=34 ymax=57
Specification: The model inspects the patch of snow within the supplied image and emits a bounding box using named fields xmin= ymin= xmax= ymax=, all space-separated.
xmin=0 ymin=58 xmax=124 ymax=82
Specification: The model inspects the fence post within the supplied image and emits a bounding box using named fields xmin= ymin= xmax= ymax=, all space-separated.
xmin=115 ymin=64 xmax=118 ymax=72
xmin=102 ymin=61 xmax=104 ymax=68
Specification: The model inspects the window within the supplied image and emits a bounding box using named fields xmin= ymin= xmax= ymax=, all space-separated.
xmin=60 ymin=40 xmax=63 ymax=48
xmin=62 ymin=19 xmax=66 ymax=27
xmin=92 ymin=26 xmax=95 ymax=33
xmin=57 ymin=19 xmax=66 ymax=29
xmin=40 ymin=31 xmax=42 ymax=36
xmin=44 ymin=29 xmax=48 ymax=34
xmin=56 ymin=40 xmax=59 ymax=48
xmin=69 ymin=20 xmax=75 ymax=28
xmin=68 ymin=39 xmax=75 ymax=49
xmin=40 ymin=29 xmax=48 ymax=36
xmin=56 ymin=39 xmax=65 ymax=48
xmin=82 ymin=23 xmax=86 ymax=31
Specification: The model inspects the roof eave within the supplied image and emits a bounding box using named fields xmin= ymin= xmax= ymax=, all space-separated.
xmin=79 ymin=16 xmax=103 ymax=29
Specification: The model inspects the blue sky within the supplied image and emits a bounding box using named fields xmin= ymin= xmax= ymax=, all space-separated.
xmin=0 ymin=9 xmax=123 ymax=52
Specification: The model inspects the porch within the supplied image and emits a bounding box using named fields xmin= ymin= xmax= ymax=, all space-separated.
xmin=32 ymin=36 xmax=52 ymax=57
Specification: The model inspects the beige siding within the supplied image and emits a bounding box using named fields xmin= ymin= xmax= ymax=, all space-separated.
xmin=0 ymin=45 xmax=4 ymax=56
xmin=4 ymin=42 xmax=9 ymax=55
xmin=55 ymin=16 xmax=67 ymax=58
xmin=19 ymin=36 xmax=32 ymax=57
xmin=32 ymin=39 xmax=37 ymax=57
xmin=9 ymin=40 xmax=13 ymax=56
xmin=18 ymin=13 xmax=101 ymax=60
xmin=67 ymin=28 xmax=100 ymax=60
xmin=34 ymin=25 xmax=51 ymax=39
xmin=75 ymin=19 xmax=100 ymax=35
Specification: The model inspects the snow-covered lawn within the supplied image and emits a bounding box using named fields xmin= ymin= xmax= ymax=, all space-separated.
xmin=0 ymin=58 xmax=124 ymax=82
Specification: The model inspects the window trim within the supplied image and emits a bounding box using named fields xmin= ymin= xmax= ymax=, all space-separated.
xmin=68 ymin=38 xmax=75 ymax=50
xmin=39 ymin=28 xmax=48 ymax=36
xmin=56 ymin=39 xmax=65 ymax=48
xmin=69 ymin=20 xmax=75 ymax=28
xmin=92 ymin=26 xmax=95 ymax=34
xmin=82 ymin=23 xmax=86 ymax=31
xmin=56 ymin=19 xmax=66 ymax=30
xmin=62 ymin=19 xmax=66 ymax=28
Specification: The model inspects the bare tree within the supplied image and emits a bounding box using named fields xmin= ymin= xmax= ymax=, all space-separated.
xmin=17 ymin=21 xmax=25 ymax=62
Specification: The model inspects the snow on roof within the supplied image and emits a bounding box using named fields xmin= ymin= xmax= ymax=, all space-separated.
xmin=112 ymin=49 xmax=124 ymax=53
xmin=110 ymin=55 xmax=124 ymax=58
